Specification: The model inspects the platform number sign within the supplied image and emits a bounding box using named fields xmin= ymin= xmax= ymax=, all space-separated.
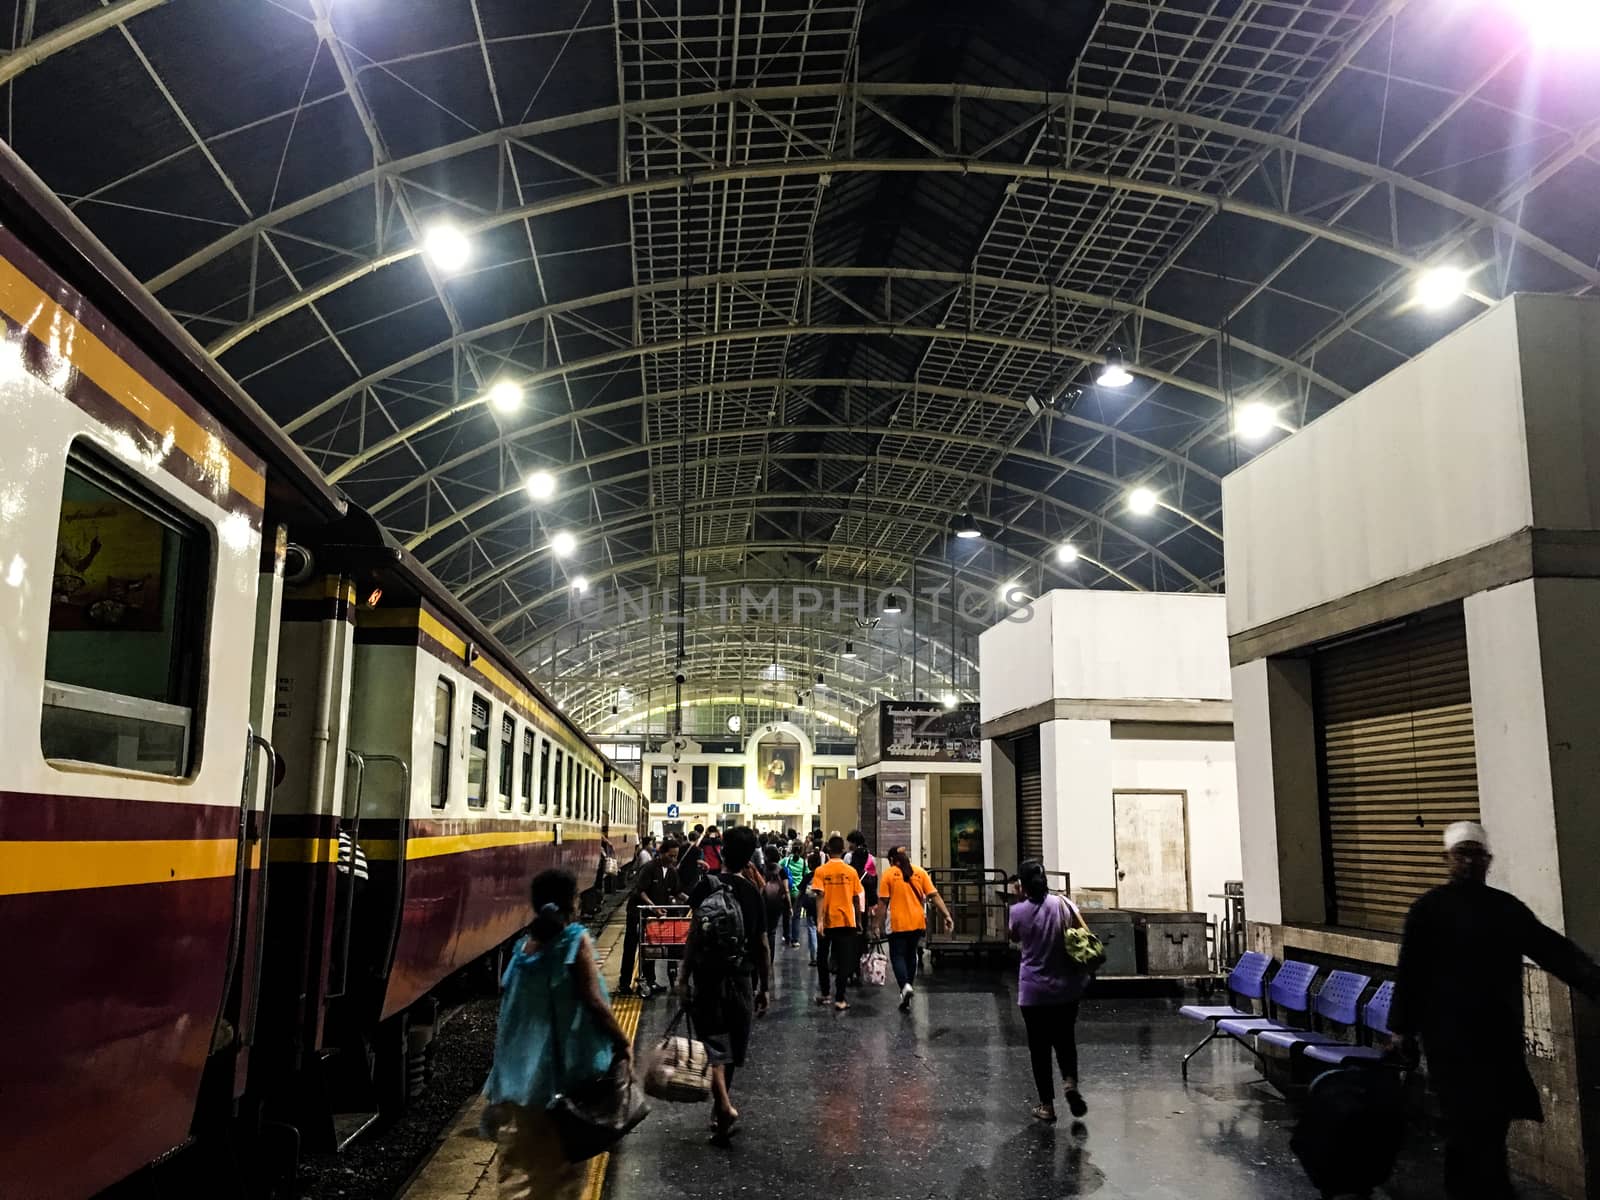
xmin=666 ymin=803 xmax=680 ymax=819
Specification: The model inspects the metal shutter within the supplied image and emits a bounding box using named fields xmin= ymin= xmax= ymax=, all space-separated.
xmin=1014 ymin=730 xmax=1043 ymax=865
xmin=1314 ymin=610 xmax=1481 ymax=934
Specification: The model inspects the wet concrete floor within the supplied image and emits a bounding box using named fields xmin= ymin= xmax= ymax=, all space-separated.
xmin=606 ymin=944 xmax=1561 ymax=1200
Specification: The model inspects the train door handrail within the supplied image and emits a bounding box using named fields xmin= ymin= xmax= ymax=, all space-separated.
xmin=326 ymin=750 xmax=367 ymax=1000
xmin=241 ymin=729 xmax=278 ymax=1048
xmin=348 ymin=753 xmax=411 ymax=986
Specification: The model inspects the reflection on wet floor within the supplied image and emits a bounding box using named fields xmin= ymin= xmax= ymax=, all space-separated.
xmin=607 ymin=948 xmax=1561 ymax=1200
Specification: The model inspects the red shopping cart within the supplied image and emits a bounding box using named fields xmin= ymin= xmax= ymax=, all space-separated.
xmin=636 ymin=904 xmax=691 ymax=999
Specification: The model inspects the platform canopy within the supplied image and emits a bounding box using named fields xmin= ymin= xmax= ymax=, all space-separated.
xmin=13 ymin=0 xmax=1598 ymax=733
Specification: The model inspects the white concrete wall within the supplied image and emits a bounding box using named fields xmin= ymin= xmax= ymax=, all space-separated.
xmin=1110 ymin=737 xmax=1241 ymax=930
xmin=980 ymin=590 xmax=1230 ymax=723
xmin=1231 ymin=659 xmax=1284 ymax=926
xmin=1039 ymin=718 xmax=1113 ymax=882
xmin=1224 ymin=295 xmax=1600 ymax=637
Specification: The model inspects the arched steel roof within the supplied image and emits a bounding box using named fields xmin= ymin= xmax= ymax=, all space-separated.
xmin=13 ymin=0 xmax=1598 ymax=735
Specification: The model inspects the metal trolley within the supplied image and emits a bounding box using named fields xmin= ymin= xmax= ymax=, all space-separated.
xmin=923 ymin=868 xmax=1013 ymax=964
xmin=634 ymin=904 xmax=691 ymax=999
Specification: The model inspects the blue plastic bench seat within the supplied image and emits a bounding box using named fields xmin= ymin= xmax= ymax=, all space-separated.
xmin=1256 ymin=1028 xmax=1347 ymax=1051
xmin=1252 ymin=969 xmax=1372 ymax=1055
xmin=1216 ymin=1016 xmax=1283 ymax=1039
xmin=1179 ymin=1003 xmax=1253 ymax=1022
xmin=1304 ymin=981 xmax=1397 ymax=1070
xmin=1304 ymin=1043 xmax=1386 ymax=1066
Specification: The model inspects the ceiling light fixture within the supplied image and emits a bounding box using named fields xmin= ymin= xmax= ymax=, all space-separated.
xmin=487 ymin=380 xmax=524 ymax=414
xmin=941 ymin=692 xmax=958 ymax=709
xmin=549 ymin=530 xmax=577 ymax=557
xmin=1097 ymin=349 xmax=1133 ymax=388
xmin=524 ymin=470 xmax=556 ymax=501
xmin=953 ymin=512 xmax=982 ymax=539
xmin=1234 ymin=401 xmax=1278 ymax=442
xmin=882 ymin=595 xmax=904 ymax=615
xmin=1127 ymin=487 xmax=1159 ymax=516
xmin=1056 ymin=543 xmax=1080 ymax=564
xmin=842 ymin=641 xmax=857 ymax=659
xmin=422 ymin=222 xmax=471 ymax=272
xmin=571 ymin=575 xmax=589 ymax=592
xmin=1413 ymin=265 xmax=1468 ymax=311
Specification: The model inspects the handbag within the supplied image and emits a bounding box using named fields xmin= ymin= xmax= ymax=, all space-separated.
xmin=603 ymin=855 xmax=620 ymax=876
xmin=544 ymin=970 xmax=649 ymax=1162
xmin=859 ymin=945 xmax=889 ymax=987
xmin=547 ymin=1054 xmax=649 ymax=1163
xmin=1060 ymin=897 xmax=1107 ymax=973
xmin=643 ymin=1008 xmax=714 ymax=1103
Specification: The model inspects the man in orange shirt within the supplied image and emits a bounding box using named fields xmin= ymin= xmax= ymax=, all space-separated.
xmin=810 ymin=834 xmax=864 ymax=1010
xmin=875 ymin=845 xmax=955 ymax=1010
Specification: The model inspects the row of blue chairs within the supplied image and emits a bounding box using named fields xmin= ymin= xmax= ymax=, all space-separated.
xmin=1179 ymin=951 xmax=1396 ymax=1079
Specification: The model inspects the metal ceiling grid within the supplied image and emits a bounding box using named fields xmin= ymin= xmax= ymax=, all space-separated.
xmin=6 ymin=0 xmax=1598 ymax=733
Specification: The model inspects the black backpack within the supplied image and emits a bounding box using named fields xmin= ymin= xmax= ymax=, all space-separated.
xmin=693 ymin=876 xmax=747 ymax=973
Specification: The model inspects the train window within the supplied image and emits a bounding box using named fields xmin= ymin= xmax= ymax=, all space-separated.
xmin=41 ymin=445 xmax=210 ymax=777
xmin=521 ymin=730 xmax=534 ymax=813
xmin=539 ymin=738 xmax=551 ymax=815
xmin=430 ymin=679 xmax=452 ymax=808
xmin=467 ymin=694 xmax=489 ymax=808
xmin=552 ymin=747 xmax=564 ymax=819
xmin=566 ymin=757 xmax=575 ymax=820
xmin=498 ymin=714 xmax=514 ymax=810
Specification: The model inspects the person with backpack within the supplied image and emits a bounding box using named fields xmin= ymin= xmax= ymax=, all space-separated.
xmin=1008 ymin=860 xmax=1090 ymax=1124
xmin=759 ymin=855 xmax=792 ymax=973
xmin=875 ymin=845 xmax=955 ymax=1011
xmin=680 ymin=825 xmax=768 ymax=1145
xmin=810 ymin=834 xmax=865 ymax=1011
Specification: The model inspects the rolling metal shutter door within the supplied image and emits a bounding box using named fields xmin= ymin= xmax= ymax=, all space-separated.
xmin=1314 ymin=611 xmax=1481 ymax=934
xmin=1015 ymin=730 xmax=1043 ymax=865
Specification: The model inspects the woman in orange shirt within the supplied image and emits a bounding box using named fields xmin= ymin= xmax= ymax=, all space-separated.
xmin=876 ymin=846 xmax=955 ymax=1011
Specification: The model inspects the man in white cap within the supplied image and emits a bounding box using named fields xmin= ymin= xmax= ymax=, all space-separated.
xmin=1390 ymin=820 xmax=1600 ymax=1199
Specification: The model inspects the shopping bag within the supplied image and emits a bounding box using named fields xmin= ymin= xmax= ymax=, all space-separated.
xmin=642 ymin=1009 xmax=713 ymax=1103
xmin=547 ymin=1056 xmax=650 ymax=1163
xmin=859 ymin=946 xmax=889 ymax=987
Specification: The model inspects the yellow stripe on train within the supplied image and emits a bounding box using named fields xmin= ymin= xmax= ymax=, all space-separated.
xmin=0 ymin=838 xmax=240 ymax=895
xmin=363 ymin=829 xmax=603 ymax=861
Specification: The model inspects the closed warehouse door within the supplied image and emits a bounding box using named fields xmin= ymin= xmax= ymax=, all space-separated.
xmin=1014 ymin=729 xmax=1043 ymax=865
xmin=1314 ymin=610 xmax=1481 ymax=934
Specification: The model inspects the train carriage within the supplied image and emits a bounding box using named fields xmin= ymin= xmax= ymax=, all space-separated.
xmin=0 ymin=140 xmax=640 ymax=1199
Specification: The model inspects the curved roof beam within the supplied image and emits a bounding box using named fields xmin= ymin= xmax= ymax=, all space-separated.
xmin=146 ymin=84 xmax=1593 ymax=302
xmin=287 ymin=267 xmax=1345 ymax=437
xmin=0 ymin=0 xmax=170 ymax=85
xmin=595 ymin=696 xmax=862 ymax=737
xmin=418 ymin=450 xmax=1206 ymax=597
xmin=405 ymin=424 xmax=1222 ymax=557
xmin=373 ymin=377 xmax=1223 ymax=521
xmin=328 ymin=321 xmax=1237 ymax=483
xmin=208 ymin=156 xmax=1493 ymax=359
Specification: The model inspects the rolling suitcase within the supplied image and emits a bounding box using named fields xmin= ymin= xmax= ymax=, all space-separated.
xmin=1290 ymin=1067 xmax=1407 ymax=1198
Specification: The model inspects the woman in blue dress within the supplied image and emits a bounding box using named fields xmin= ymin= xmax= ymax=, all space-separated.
xmin=483 ymin=869 xmax=633 ymax=1199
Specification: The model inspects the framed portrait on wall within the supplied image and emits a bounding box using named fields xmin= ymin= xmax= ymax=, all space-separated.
xmin=949 ymin=808 xmax=984 ymax=868
xmin=757 ymin=732 xmax=799 ymax=798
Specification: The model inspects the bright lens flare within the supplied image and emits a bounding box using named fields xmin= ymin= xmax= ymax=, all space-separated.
xmin=1414 ymin=265 xmax=1468 ymax=311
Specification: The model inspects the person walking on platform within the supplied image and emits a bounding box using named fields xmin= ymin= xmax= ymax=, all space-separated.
xmin=811 ymin=834 xmax=865 ymax=1011
xmin=618 ymin=840 xmax=681 ymax=997
xmin=482 ymin=869 xmax=633 ymax=1200
xmin=779 ymin=839 xmax=807 ymax=948
xmin=844 ymin=831 xmax=877 ymax=985
xmin=1390 ymin=821 xmax=1600 ymax=1200
xmin=1009 ymin=860 xmax=1090 ymax=1124
xmin=681 ymin=825 xmax=769 ymax=1145
xmin=760 ymin=853 xmax=792 ymax=974
xmin=876 ymin=845 xmax=954 ymax=1011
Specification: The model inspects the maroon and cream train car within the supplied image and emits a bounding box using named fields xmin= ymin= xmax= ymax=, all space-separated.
xmin=0 ymin=148 xmax=344 ymax=1199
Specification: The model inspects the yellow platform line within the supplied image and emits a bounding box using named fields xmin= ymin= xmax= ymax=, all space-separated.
xmin=580 ymin=996 xmax=643 ymax=1199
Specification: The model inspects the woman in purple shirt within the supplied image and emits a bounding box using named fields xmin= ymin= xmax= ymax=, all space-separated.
xmin=1008 ymin=860 xmax=1090 ymax=1123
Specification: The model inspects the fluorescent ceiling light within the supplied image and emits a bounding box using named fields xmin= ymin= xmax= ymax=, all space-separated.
xmin=488 ymin=380 xmax=524 ymax=414
xmin=1234 ymin=401 xmax=1278 ymax=442
xmin=422 ymin=222 xmax=471 ymax=272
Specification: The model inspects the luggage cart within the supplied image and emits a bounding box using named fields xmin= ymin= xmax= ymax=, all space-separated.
xmin=635 ymin=904 xmax=690 ymax=999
